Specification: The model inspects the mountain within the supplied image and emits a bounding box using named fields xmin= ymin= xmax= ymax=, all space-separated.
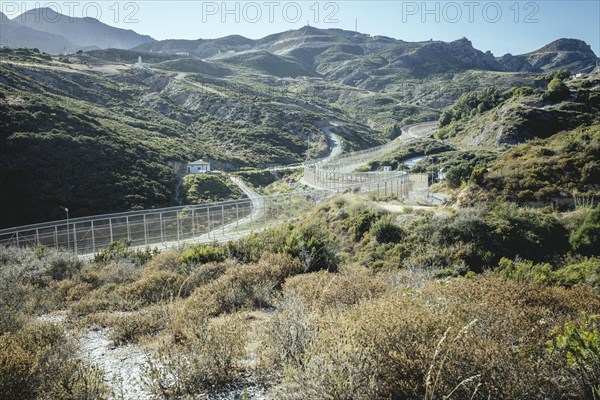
xmin=0 ymin=11 xmax=77 ymax=54
xmin=499 ymin=39 xmax=598 ymax=73
xmin=134 ymin=35 xmax=256 ymax=59
xmin=136 ymin=28 xmax=597 ymax=82
xmin=12 ymin=8 xmax=154 ymax=50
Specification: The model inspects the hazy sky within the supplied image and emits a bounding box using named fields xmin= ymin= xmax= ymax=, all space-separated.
xmin=6 ymin=1 xmax=600 ymax=56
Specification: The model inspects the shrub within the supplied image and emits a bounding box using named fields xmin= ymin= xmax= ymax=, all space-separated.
xmin=345 ymin=204 xmax=387 ymax=241
xmin=553 ymin=257 xmax=600 ymax=288
xmin=181 ymin=254 xmax=303 ymax=322
xmin=228 ymin=221 xmax=337 ymax=273
xmin=0 ymin=245 xmax=82 ymax=288
xmin=570 ymin=205 xmax=600 ymax=256
xmin=109 ymin=305 xmax=169 ymax=345
xmin=490 ymin=204 xmax=570 ymax=263
xmin=495 ymin=257 xmax=554 ymax=285
xmin=180 ymin=243 xmax=227 ymax=270
xmin=143 ymin=315 xmax=247 ymax=397
xmin=547 ymin=312 xmax=600 ymax=398
xmin=445 ymin=164 xmax=474 ymax=188
xmin=122 ymin=269 xmax=184 ymax=305
xmin=0 ymin=246 xmax=82 ymax=333
xmin=282 ymin=265 xmax=389 ymax=311
xmin=262 ymin=294 xmax=318 ymax=371
xmin=370 ymin=216 xmax=404 ymax=244
xmin=543 ymin=78 xmax=571 ymax=102
xmin=70 ymin=284 xmax=132 ymax=316
xmin=0 ymin=322 xmax=108 ymax=399
xmin=94 ymin=239 xmax=157 ymax=266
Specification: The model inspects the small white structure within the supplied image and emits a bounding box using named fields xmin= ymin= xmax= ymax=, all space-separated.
xmin=438 ymin=167 xmax=447 ymax=181
xmin=176 ymin=52 xmax=190 ymax=56
xmin=383 ymin=166 xmax=392 ymax=172
xmin=134 ymin=56 xmax=149 ymax=69
xmin=187 ymin=159 xmax=211 ymax=174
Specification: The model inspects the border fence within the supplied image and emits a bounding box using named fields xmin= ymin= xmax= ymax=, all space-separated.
xmin=0 ymin=190 xmax=332 ymax=256
xmin=0 ymin=122 xmax=436 ymax=256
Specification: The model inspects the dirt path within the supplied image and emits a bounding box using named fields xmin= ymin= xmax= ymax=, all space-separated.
xmin=79 ymin=329 xmax=152 ymax=399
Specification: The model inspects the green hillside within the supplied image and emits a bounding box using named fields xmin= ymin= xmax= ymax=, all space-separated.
xmin=0 ymin=49 xmax=352 ymax=227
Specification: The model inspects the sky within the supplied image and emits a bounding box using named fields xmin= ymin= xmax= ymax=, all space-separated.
xmin=5 ymin=1 xmax=600 ymax=56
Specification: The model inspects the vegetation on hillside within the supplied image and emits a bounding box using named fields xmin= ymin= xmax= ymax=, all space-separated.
xmin=1 ymin=197 xmax=599 ymax=399
xmin=0 ymin=49 xmax=348 ymax=227
xmin=465 ymin=124 xmax=600 ymax=204
xmin=435 ymin=72 xmax=600 ymax=145
xmin=182 ymin=173 xmax=245 ymax=204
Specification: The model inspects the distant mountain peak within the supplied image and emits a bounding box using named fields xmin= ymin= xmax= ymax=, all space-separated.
xmin=534 ymin=38 xmax=593 ymax=53
xmin=9 ymin=7 xmax=154 ymax=51
xmin=452 ymin=36 xmax=473 ymax=45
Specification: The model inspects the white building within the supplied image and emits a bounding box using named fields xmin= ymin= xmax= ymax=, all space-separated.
xmin=134 ymin=56 xmax=149 ymax=69
xmin=187 ymin=159 xmax=211 ymax=174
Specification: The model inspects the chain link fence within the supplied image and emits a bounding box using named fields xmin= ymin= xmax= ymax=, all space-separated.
xmin=0 ymin=190 xmax=333 ymax=256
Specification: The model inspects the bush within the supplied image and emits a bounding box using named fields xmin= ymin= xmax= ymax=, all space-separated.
xmin=70 ymin=284 xmax=132 ymax=316
xmin=543 ymin=78 xmax=571 ymax=102
xmin=282 ymin=265 xmax=389 ymax=311
xmin=180 ymin=243 xmax=227 ymax=270
xmin=122 ymin=269 xmax=184 ymax=305
xmin=370 ymin=216 xmax=404 ymax=244
xmin=94 ymin=239 xmax=157 ymax=266
xmin=490 ymin=204 xmax=570 ymax=263
xmin=228 ymin=221 xmax=337 ymax=273
xmin=547 ymin=312 xmax=600 ymax=398
xmin=345 ymin=204 xmax=387 ymax=241
xmin=495 ymin=257 xmax=553 ymax=285
xmin=570 ymin=205 xmax=600 ymax=256
xmin=182 ymin=254 xmax=302 ymax=321
xmin=109 ymin=305 xmax=169 ymax=345
xmin=0 ymin=246 xmax=82 ymax=334
xmin=553 ymin=257 xmax=600 ymax=288
xmin=143 ymin=315 xmax=247 ymax=397
xmin=0 ymin=322 xmax=108 ymax=399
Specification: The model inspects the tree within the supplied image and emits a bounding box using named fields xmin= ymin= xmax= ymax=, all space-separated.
xmin=438 ymin=110 xmax=453 ymax=127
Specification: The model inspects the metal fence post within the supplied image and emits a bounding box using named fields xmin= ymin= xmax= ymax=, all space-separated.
xmin=91 ymin=221 xmax=95 ymax=254
xmin=176 ymin=211 xmax=181 ymax=243
xmin=160 ymin=212 xmax=164 ymax=244
xmin=144 ymin=214 xmax=148 ymax=246
xmin=36 ymin=228 xmax=40 ymax=247
xmin=54 ymin=226 xmax=58 ymax=248
xmin=126 ymin=216 xmax=131 ymax=241
xmin=207 ymin=207 xmax=211 ymax=239
xmin=73 ymin=223 xmax=77 ymax=255
xmin=192 ymin=208 xmax=196 ymax=239
xmin=222 ymin=204 xmax=225 ymax=236
xmin=109 ymin=218 xmax=114 ymax=243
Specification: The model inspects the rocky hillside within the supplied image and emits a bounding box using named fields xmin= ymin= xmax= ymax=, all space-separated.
xmin=436 ymin=71 xmax=600 ymax=147
xmin=136 ymin=27 xmax=597 ymax=78
xmin=499 ymin=39 xmax=598 ymax=73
